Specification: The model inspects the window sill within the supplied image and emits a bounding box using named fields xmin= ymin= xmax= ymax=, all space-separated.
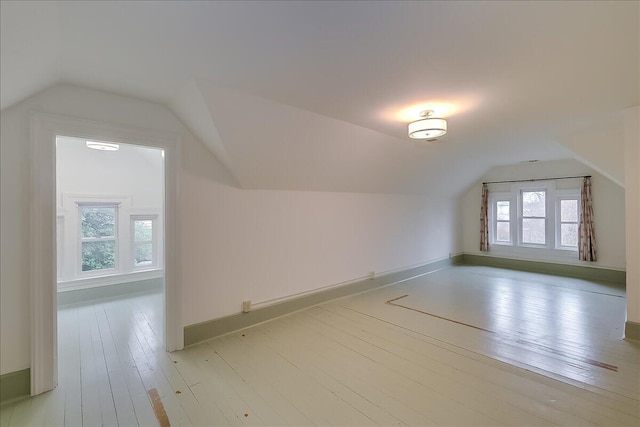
xmin=57 ymin=268 xmax=163 ymax=292
xmin=488 ymin=244 xmax=578 ymax=263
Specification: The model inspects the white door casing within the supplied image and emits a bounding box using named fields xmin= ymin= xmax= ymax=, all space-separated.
xmin=29 ymin=111 xmax=182 ymax=395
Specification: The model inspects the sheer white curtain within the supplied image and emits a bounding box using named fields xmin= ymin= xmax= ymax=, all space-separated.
xmin=578 ymin=177 xmax=597 ymax=262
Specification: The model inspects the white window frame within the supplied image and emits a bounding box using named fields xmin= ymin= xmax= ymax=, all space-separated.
xmin=519 ymin=187 xmax=548 ymax=248
xmin=78 ymin=203 xmax=120 ymax=276
xmin=489 ymin=192 xmax=515 ymax=246
xmin=487 ymin=179 xmax=582 ymax=261
xmin=131 ymin=214 xmax=159 ymax=269
xmin=555 ymin=190 xmax=581 ymax=251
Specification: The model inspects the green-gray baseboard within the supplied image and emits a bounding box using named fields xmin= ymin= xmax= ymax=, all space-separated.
xmin=57 ymin=277 xmax=163 ymax=306
xmin=0 ymin=369 xmax=30 ymax=405
xmin=462 ymin=254 xmax=625 ymax=286
xmin=625 ymin=321 xmax=640 ymax=340
xmin=184 ymin=255 xmax=463 ymax=346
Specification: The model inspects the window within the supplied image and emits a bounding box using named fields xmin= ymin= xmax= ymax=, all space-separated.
xmin=79 ymin=205 xmax=118 ymax=272
xmin=132 ymin=215 xmax=157 ymax=268
xmin=495 ymin=200 xmax=511 ymax=243
xmin=488 ymin=182 xmax=580 ymax=256
xmin=521 ymin=190 xmax=546 ymax=245
xmin=557 ymin=197 xmax=579 ymax=248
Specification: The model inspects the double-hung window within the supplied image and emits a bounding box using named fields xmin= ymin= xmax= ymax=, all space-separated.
xmin=132 ymin=215 xmax=158 ymax=269
xmin=79 ymin=204 xmax=118 ymax=273
xmin=488 ymin=181 xmax=581 ymax=256
xmin=557 ymin=195 xmax=579 ymax=249
xmin=520 ymin=190 xmax=546 ymax=245
xmin=491 ymin=196 xmax=514 ymax=245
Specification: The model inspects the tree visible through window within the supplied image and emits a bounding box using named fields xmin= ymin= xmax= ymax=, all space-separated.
xmin=521 ymin=191 xmax=546 ymax=244
xmin=80 ymin=205 xmax=117 ymax=271
xmin=560 ymin=199 xmax=579 ymax=247
xmin=489 ymin=184 xmax=580 ymax=253
xmin=495 ymin=200 xmax=511 ymax=243
xmin=133 ymin=218 xmax=154 ymax=267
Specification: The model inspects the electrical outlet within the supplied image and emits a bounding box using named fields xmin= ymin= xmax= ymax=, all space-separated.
xmin=368 ymin=271 xmax=375 ymax=280
xmin=242 ymin=300 xmax=251 ymax=313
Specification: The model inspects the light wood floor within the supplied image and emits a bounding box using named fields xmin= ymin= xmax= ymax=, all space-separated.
xmin=1 ymin=266 xmax=639 ymax=426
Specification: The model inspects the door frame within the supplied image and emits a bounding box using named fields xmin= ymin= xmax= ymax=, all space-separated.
xmin=30 ymin=111 xmax=183 ymax=395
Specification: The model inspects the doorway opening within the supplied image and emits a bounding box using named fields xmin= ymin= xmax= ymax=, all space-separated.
xmin=30 ymin=112 xmax=181 ymax=396
xmin=54 ymin=135 xmax=166 ymax=390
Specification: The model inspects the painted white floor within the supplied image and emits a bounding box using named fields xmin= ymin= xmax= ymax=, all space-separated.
xmin=1 ymin=265 xmax=639 ymax=426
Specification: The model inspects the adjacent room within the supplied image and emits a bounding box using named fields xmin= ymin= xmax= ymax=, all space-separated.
xmin=1 ymin=1 xmax=638 ymax=426
xmin=55 ymin=136 xmax=165 ymax=305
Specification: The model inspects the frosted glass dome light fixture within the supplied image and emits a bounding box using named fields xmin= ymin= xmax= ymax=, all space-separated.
xmin=408 ymin=110 xmax=447 ymax=140
xmin=86 ymin=140 xmax=120 ymax=151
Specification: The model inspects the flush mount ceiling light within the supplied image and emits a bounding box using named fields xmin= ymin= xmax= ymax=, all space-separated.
xmin=86 ymin=140 xmax=119 ymax=151
xmin=408 ymin=110 xmax=447 ymax=140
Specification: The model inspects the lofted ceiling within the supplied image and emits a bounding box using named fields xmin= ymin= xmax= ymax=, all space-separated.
xmin=1 ymin=1 xmax=638 ymax=195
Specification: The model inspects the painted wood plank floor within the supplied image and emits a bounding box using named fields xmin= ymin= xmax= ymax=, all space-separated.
xmin=1 ymin=265 xmax=639 ymax=426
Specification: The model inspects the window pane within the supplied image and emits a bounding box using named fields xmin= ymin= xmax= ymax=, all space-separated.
xmin=82 ymin=240 xmax=116 ymax=271
xmin=496 ymin=222 xmax=510 ymax=242
xmin=522 ymin=218 xmax=546 ymax=244
xmin=134 ymin=220 xmax=153 ymax=241
xmin=522 ymin=191 xmax=546 ymax=217
xmin=134 ymin=243 xmax=153 ymax=265
xmin=561 ymin=223 xmax=578 ymax=247
xmin=81 ymin=207 xmax=116 ymax=238
xmin=561 ymin=199 xmax=578 ymax=222
xmin=496 ymin=201 xmax=510 ymax=221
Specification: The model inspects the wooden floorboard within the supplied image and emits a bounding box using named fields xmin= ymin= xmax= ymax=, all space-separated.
xmin=2 ymin=266 xmax=639 ymax=426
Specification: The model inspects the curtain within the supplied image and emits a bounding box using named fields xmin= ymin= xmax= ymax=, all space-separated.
xmin=480 ymin=183 xmax=489 ymax=252
xmin=578 ymin=177 xmax=597 ymax=262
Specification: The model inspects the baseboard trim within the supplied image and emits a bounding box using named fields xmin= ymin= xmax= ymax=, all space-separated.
xmin=57 ymin=277 xmax=163 ymax=306
xmin=184 ymin=255 xmax=463 ymax=346
xmin=625 ymin=321 xmax=640 ymax=340
xmin=462 ymin=254 xmax=625 ymax=285
xmin=0 ymin=369 xmax=30 ymax=405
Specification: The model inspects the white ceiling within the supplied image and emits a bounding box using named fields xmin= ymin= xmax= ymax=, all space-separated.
xmin=1 ymin=1 xmax=638 ymax=195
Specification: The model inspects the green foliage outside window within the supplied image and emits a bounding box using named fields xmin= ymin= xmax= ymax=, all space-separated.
xmin=82 ymin=241 xmax=116 ymax=271
xmin=81 ymin=206 xmax=117 ymax=271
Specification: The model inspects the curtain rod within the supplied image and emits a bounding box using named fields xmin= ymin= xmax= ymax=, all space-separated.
xmin=483 ymin=175 xmax=591 ymax=185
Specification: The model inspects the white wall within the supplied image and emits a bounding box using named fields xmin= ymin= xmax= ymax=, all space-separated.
xmin=0 ymin=84 xmax=461 ymax=375
xmin=624 ymin=106 xmax=640 ymax=324
xmin=56 ymin=137 xmax=164 ymax=209
xmin=55 ymin=136 xmax=164 ymax=286
xmin=181 ymin=134 xmax=459 ymax=325
xmin=461 ymin=159 xmax=626 ymax=271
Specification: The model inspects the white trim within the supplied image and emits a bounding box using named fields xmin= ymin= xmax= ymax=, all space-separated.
xmin=30 ymin=112 xmax=182 ymax=396
xmin=519 ymin=187 xmax=548 ymax=246
xmin=555 ymin=190 xmax=580 ymax=250
xmin=489 ymin=192 xmax=515 ymax=246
